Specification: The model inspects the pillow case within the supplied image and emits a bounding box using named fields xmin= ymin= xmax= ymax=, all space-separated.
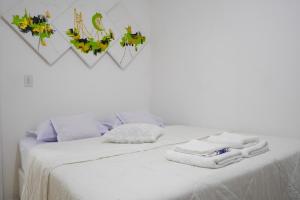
xmin=51 ymin=113 xmax=101 ymax=142
xmin=103 ymin=123 xmax=163 ymax=144
xmin=36 ymin=120 xmax=57 ymax=142
xmin=115 ymin=112 xmax=164 ymax=127
xmin=99 ymin=117 xmax=122 ymax=130
xmin=97 ymin=122 xmax=109 ymax=136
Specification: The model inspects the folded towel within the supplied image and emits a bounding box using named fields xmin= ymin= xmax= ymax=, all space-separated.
xmin=241 ymin=140 xmax=269 ymax=158
xmin=206 ymin=132 xmax=259 ymax=149
xmin=174 ymin=140 xmax=230 ymax=157
xmin=165 ymin=149 xmax=243 ymax=169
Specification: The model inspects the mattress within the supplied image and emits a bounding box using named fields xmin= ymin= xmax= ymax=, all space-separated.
xmin=19 ymin=135 xmax=47 ymax=172
xmin=21 ymin=126 xmax=300 ymax=200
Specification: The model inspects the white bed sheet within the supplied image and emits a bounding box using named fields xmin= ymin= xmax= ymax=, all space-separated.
xmin=22 ymin=126 xmax=300 ymax=200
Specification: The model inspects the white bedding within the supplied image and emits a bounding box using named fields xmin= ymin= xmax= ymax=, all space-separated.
xmin=19 ymin=136 xmax=46 ymax=172
xmin=21 ymin=126 xmax=300 ymax=200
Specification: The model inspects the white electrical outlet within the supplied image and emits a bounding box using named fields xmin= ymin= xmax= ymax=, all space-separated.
xmin=24 ymin=75 xmax=33 ymax=87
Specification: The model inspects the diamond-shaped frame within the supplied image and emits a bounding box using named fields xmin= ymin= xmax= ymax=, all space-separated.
xmin=54 ymin=0 xmax=119 ymax=68
xmin=1 ymin=0 xmax=74 ymax=65
xmin=107 ymin=1 xmax=148 ymax=69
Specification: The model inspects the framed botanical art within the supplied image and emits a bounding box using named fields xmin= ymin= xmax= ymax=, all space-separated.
xmin=107 ymin=1 xmax=148 ymax=69
xmin=54 ymin=0 xmax=119 ymax=68
xmin=1 ymin=0 xmax=73 ymax=65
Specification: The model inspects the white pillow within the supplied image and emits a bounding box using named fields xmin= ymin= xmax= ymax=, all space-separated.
xmin=51 ymin=113 xmax=100 ymax=142
xmin=104 ymin=123 xmax=163 ymax=144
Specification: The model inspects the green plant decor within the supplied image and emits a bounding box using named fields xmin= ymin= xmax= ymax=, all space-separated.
xmin=11 ymin=10 xmax=54 ymax=48
xmin=66 ymin=10 xmax=115 ymax=55
xmin=120 ymin=26 xmax=146 ymax=51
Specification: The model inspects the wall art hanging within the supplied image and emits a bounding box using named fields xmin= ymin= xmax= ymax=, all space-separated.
xmin=2 ymin=0 xmax=73 ymax=65
xmin=54 ymin=0 xmax=118 ymax=68
xmin=107 ymin=2 xmax=148 ymax=69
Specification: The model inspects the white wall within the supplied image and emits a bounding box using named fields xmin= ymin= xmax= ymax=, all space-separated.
xmin=0 ymin=92 xmax=3 ymax=200
xmin=151 ymin=0 xmax=300 ymax=137
xmin=0 ymin=0 xmax=5 ymax=199
xmin=0 ymin=0 xmax=152 ymax=199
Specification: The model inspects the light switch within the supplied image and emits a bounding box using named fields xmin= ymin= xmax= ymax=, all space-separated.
xmin=24 ymin=75 xmax=33 ymax=87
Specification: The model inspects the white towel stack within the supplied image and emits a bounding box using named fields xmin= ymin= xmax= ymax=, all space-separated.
xmin=165 ymin=140 xmax=243 ymax=169
xmin=241 ymin=140 xmax=269 ymax=158
xmin=206 ymin=132 xmax=269 ymax=158
xmin=174 ymin=139 xmax=229 ymax=157
xmin=166 ymin=132 xmax=270 ymax=169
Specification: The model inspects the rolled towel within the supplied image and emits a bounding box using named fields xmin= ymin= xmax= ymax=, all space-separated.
xmin=174 ymin=140 xmax=230 ymax=157
xmin=206 ymin=132 xmax=259 ymax=149
xmin=241 ymin=140 xmax=269 ymax=158
xmin=165 ymin=149 xmax=243 ymax=169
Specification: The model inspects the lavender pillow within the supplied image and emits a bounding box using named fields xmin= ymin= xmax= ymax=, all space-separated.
xmin=51 ymin=113 xmax=101 ymax=142
xmin=97 ymin=121 xmax=109 ymax=136
xmin=115 ymin=112 xmax=164 ymax=127
xmin=100 ymin=117 xmax=122 ymax=130
xmin=36 ymin=120 xmax=57 ymax=142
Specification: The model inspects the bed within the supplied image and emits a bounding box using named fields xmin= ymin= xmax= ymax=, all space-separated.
xmin=19 ymin=125 xmax=300 ymax=200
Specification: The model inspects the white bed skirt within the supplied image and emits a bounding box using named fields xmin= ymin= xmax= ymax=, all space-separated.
xmin=18 ymin=168 xmax=24 ymax=198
